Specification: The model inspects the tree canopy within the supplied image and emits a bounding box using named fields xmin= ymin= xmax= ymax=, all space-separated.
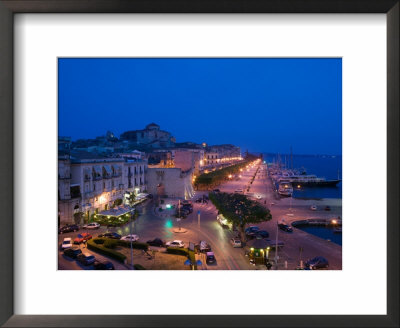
xmin=195 ymin=161 xmax=250 ymax=189
xmin=209 ymin=192 xmax=272 ymax=228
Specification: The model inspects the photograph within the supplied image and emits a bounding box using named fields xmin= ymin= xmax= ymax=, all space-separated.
xmin=58 ymin=58 xmax=342 ymax=271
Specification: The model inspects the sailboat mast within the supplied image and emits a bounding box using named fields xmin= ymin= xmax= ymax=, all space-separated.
xmin=290 ymin=146 xmax=293 ymax=169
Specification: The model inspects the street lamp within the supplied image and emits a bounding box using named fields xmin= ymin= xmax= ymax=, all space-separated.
xmin=275 ymin=223 xmax=279 ymax=270
xmin=129 ymin=211 xmax=134 ymax=270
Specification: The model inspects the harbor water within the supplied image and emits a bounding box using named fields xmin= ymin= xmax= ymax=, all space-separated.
xmin=264 ymin=153 xmax=342 ymax=199
xmin=295 ymin=225 xmax=342 ymax=245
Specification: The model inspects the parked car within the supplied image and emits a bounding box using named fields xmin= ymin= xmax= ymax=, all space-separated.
xmin=196 ymin=240 xmax=211 ymax=253
xmin=74 ymin=232 xmax=92 ymax=244
xmin=256 ymin=195 xmax=262 ymax=199
xmin=63 ymin=247 xmax=82 ymax=259
xmin=121 ymin=234 xmax=139 ymax=242
xmin=61 ymin=237 xmax=73 ymax=249
xmin=166 ymin=240 xmax=185 ymax=248
xmin=212 ymin=189 xmax=220 ymax=193
xmin=255 ymin=230 xmax=270 ymax=238
xmin=245 ymin=226 xmax=260 ymax=234
xmin=77 ymin=252 xmax=96 ymax=266
xmin=195 ymin=198 xmax=203 ymax=203
xmin=83 ymin=222 xmax=100 ymax=229
xmin=305 ymin=256 xmax=329 ymax=269
xmin=206 ymin=252 xmax=216 ymax=264
xmin=59 ymin=224 xmax=79 ymax=234
xmin=310 ymin=205 xmax=317 ymax=211
xmin=94 ymin=260 xmax=114 ymax=270
xmin=176 ymin=208 xmax=190 ymax=217
xmin=234 ymin=189 xmax=244 ymax=193
xmin=230 ymin=238 xmax=242 ymax=248
xmin=180 ymin=205 xmax=193 ymax=213
xmin=98 ymin=232 xmax=121 ymax=239
xmin=146 ymin=238 xmax=165 ymax=247
xmin=278 ymin=223 xmax=293 ymax=233
xmin=324 ymin=206 xmax=331 ymax=211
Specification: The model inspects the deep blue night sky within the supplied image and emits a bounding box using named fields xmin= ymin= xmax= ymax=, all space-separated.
xmin=58 ymin=58 xmax=342 ymax=155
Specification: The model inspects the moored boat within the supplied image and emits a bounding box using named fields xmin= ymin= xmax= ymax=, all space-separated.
xmin=278 ymin=181 xmax=293 ymax=197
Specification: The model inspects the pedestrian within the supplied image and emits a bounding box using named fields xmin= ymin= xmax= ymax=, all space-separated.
xmin=83 ymin=239 xmax=87 ymax=248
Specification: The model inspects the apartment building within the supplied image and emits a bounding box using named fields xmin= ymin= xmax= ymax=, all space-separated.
xmin=58 ymin=152 xmax=147 ymax=225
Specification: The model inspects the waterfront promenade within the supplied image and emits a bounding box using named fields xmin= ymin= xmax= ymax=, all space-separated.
xmin=219 ymin=163 xmax=342 ymax=269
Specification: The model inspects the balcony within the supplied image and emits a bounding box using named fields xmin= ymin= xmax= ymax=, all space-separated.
xmin=58 ymin=173 xmax=71 ymax=180
xmin=83 ymin=191 xmax=96 ymax=199
xmin=70 ymin=192 xmax=81 ymax=199
xmin=84 ymin=175 xmax=91 ymax=182
xmin=103 ymin=174 xmax=112 ymax=180
xmin=92 ymin=175 xmax=102 ymax=181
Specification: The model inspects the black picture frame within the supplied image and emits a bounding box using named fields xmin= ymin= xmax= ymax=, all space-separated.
xmin=0 ymin=1 xmax=398 ymax=327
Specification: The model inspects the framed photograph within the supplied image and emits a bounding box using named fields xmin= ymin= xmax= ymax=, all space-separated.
xmin=0 ymin=1 xmax=398 ymax=327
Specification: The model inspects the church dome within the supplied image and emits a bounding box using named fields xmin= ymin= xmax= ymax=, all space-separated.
xmin=146 ymin=123 xmax=160 ymax=130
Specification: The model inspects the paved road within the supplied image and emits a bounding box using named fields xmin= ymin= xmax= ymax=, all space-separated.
xmin=224 ymin=163 xmax=342 ymax=269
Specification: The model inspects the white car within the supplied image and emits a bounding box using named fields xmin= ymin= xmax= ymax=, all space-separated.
xmin=310 ymin=205 xmax=317 ymax=211
xmin=120 ymin=234 xmax=139 ymax=242
xmin=256 ymin=195 xmax=262 ymax=199
xmin=230 ymin=238 xmax=242 ymax=248
xmin=234 ymin=189 xmax=243 ymax=193
xmin=61 ymin=237 xmax=72 ymax=249
xmin=83 ymin=222 xmax=100 ymax=229
xmin=166 ymin=240 xmax=185 ymax=248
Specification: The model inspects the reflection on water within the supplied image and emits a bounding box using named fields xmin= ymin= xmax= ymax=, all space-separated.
xmin=296 ymin=225 xmax=342 ymax=245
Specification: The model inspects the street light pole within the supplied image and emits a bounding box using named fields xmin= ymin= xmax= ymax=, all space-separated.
xmin=275 ymin=223 xmax=279 ymax=270
xmin=130 ymin=211 xmax=134 ymax=270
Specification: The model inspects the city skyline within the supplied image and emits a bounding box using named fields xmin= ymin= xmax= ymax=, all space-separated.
xmin=59 ymin=58 xmax=342 ymax=155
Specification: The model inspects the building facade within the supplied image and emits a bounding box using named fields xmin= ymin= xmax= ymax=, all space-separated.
xmin=173 ymin=148 xmax=204 ymax=175
xmin=120 ymin=123 xmax=176 ymax=148
xmin=58 ymin=154 xmax=147 ymax=225
xmin=146 ymin=167 xmax=194 ymax=199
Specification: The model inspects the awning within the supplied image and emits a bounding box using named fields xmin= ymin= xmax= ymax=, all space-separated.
xmin=93 ymin=166 xmax=102 ymax=175
xmin=103 ymin=165 xmax=112 ymax=175
xmin=112 ymin=164 xmax=121 ymax=174
xmin=247 ymin=238 xmax=270 ymax=249
xmin=136 ymin=193 xmax=149 ymax=200
xmin=98 ymin=206 xmax=135 ymax=217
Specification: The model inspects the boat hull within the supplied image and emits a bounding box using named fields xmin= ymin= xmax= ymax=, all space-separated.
xmin=292 ymin=179 xmax=341 ymax=187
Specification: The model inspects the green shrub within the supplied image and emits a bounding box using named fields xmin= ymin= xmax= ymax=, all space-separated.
xmin=134 ymin=264 xmax=146 ymax=270
xmin=113 ymin=198 xmax=123 ymax=206
xmin=104 ymin=239 xmax=118 ymax=249
xmin=117 ymin=240 xmax=149 ymax=250
xmin=166 ymin=247 xmax=189 ymax=256
xmin=87 ymin=239 xmax=126 ymax=263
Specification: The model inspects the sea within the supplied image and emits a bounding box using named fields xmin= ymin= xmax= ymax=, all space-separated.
xmin=263 ymin=153 xmax=342 ymax=199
